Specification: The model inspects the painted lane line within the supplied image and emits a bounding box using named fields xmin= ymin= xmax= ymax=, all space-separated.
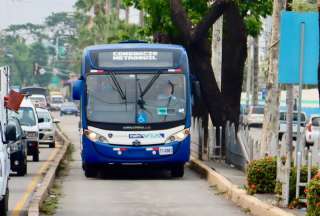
xmin=11 ymin=146 xmax=60 ymax=216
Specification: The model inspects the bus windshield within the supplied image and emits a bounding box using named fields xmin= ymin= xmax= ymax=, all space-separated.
xmin=86 ymin=73 xmax=186 ymax=124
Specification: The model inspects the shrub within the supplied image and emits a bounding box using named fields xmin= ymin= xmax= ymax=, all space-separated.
xmin=247 ymin=157 xmax=277 ymax=194
xmin=306 ymin=172 xmax=320 ymax=216
xmin=289 ymin=166 xmax=318 ymax=203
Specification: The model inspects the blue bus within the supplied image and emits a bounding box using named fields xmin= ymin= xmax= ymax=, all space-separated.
xmin=72 ymin=43 xmax=191 ymax=178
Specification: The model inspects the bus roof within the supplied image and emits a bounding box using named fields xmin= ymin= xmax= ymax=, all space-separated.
xmin=84 ymin=43 xmax=186 ymax=53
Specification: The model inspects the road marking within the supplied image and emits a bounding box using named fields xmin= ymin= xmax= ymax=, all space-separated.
xmin=11 ymin=146 xmax=60 ymax=216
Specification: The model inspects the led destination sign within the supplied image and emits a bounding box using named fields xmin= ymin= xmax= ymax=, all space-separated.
xmin=93 ymin=50 xmax=175 ymax=68
xmin=112 ymin=51 xmax=159 ymax=61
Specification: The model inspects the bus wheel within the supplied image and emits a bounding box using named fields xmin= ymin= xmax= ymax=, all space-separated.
xmin=171 ymin=164 xmax=184 ymax=178
xmin=84 ymin=164 xmax=98 ymax=178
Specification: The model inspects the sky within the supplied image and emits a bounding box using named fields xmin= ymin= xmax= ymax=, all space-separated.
xmin=0 ymin=0 xmax=77 ymax=29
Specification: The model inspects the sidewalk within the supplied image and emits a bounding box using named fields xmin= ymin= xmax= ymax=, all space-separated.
xmin=201 ymin=160 xmax=306 ymax=216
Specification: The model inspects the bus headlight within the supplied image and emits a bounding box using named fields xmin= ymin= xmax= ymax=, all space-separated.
xmin=165 ymin=129 xmax=190 ymax=144
xmin=84 ymin=129 xmax=108 ymax=143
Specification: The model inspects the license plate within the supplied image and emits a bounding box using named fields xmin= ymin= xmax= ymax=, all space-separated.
xmin=159 ymin=146 xmax=173 ymax=155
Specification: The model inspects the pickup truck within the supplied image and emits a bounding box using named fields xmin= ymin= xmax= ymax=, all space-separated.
xmin=279 ymin=111 xmax=307 ymax=141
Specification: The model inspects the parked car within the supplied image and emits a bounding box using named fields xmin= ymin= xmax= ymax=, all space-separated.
xmin=50 ymin=95 xmax=64 ymax=111
xmin=14 ymin=99 xmax=42 ymax=162
xmin=244 ymin=105 xmax=264 ymax=127
xmin=279 ymin=111 xmax=307 ymax=141
xmin=60 ymin=102 xmax=79 ymax=116
xmin=36 ymin=108 xmax=59 ymax=148
xmin=8 ymin=117 xmax=27 ymax=176
xmin=305 ymin=115 xmax=320 ymax=146
xmin=29 ymin=94 xmax=47 ymax=108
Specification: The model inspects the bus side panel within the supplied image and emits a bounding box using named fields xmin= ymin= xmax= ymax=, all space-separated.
xmin=81 ymin=136 xmax=190 ymax=165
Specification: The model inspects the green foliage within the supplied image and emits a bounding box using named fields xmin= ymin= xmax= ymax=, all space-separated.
xmin=124 ymin=0 xmax=273 ymax=39
xmin=306 ymin=172 xmax=320 ymax=216
xmin=292 ymin=0 xmax=318 ymax=11
xmin=247 ymin=157 xmax=277 ymax=194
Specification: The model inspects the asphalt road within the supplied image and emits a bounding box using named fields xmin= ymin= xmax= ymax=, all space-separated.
xmin=9 ymin=126 xmax=57 ymax=216
xmin=54 ymin=115 xmax=248 ymax=216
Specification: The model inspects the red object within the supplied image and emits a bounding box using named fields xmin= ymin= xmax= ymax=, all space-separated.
xmin=4 ymin=90 xmax=24 ymax=112
xmin=307 ymin=123 xmax=312 ymax=132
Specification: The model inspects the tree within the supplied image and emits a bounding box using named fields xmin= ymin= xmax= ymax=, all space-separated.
xmin=123 ymin=0 xmax=272 ymax=128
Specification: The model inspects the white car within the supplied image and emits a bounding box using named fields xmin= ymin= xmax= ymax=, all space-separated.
xmin=36 ymin=108 xmax=59 ymax=148
xmin=279 ymin=111 xmax=307 ymax=141
xmin=29 ymin=94 xmax=47 ymax=108
xmin=244 ymin=106 xmax=264 ymax=127
xmin=16 ymin=98 xmax=40 ymax=161
xmin=50 ymin=95 xmax=64 ymax=111
xmin=305 ymin=115 xmax=320 ymax=146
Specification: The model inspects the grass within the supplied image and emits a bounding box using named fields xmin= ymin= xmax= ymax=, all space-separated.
xmin=39 ymin=143 xmax=74 ymax=215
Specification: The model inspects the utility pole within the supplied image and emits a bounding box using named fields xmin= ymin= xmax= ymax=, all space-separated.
xmin=246 ymin=37 xmax=253 ymax=110
xmin=252 ymin=37 xmax=259 ymax=106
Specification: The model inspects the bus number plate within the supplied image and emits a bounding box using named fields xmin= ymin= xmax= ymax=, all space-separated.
xmin=159 ymin=146 xmax=173 ymax=155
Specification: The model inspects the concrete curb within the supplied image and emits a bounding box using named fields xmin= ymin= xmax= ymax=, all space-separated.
xmin=189 ymin=157 xmax=296 ymax=216
xmin=27 ymin=129 xmax=71 ymax=216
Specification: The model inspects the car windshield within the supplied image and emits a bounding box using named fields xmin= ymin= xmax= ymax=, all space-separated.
xmin=62 ymin=103 xmax=77 ymax=109
xmin=312 ymin=117 xmax=320 ymax=126
xmin=37 ymin=111 xmax=51 ymax=123
xmin=86 ymin=73 xmax=186 ymax=124
xmin=52 ymin=97 xmax=63 ymax=103
xmin=17 ymin=107 xmax=36 ymax=126
xmin=251 ymin=107 xmax=264 ymax=114
xmin=279 ymin=112 xmax=306 ymax=122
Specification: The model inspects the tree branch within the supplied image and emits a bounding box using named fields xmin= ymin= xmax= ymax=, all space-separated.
xmin=169 ymin=0 xmax=192 ymax=42
xmin=192 ymin=0 xmax=228 ymax=42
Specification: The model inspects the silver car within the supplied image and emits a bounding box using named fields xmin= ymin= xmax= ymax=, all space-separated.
xmin=36 ymin=108 xmax=59 ymax=148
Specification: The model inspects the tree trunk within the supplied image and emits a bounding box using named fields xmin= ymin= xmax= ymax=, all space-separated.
xmin=211 ymin=16 xmax=223 ymax=90
xmin=104 ymin=0 xmax=111 ymax=15
xmin=188 ymin=39 xmax=226 ymax=127
xmin=115 ymin=0 xmax=120 ymax=18
xmin=221 ymin=2 xmax=247 ymax=126
xmin=252 ymin=36 xmax=259 ymax=106
xmin=125 ymin=8 xmax=130 ymax=23
xmin=139 ymin=10 xmax=144 ymax=26
xmin=260 ymin=0 xmax=285 ymax=156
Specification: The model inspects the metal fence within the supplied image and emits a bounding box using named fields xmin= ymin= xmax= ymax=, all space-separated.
xmin=191 ymin=117 xmax=249 ymax=169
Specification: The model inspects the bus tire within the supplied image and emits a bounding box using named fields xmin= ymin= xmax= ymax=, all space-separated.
xmin=0 ymin=187 xmax=9 ymax=216
xmin=171 ymin=164 xmax=184 ymax=178
xmin=84 ymin=164 xmax=98 ymax=178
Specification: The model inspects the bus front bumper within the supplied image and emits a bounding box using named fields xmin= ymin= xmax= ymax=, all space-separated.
xmin=81 ymin=136 xmax=190 ymax=165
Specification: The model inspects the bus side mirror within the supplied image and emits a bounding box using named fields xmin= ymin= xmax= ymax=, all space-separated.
xmin=73 ymin=80 xmax=83 ymax=100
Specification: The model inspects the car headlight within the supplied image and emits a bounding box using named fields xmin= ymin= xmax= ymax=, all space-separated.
xmin=165 ymin=129 xmax=190 ymax=144
xmin=83 ymin=129 xmax=108 ymax=143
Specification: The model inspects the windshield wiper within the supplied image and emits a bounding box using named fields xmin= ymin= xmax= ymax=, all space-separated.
xmin=140 ymin=70 xmax=162 ymax=98
xmin=137 ymin=70 xmax=162 ymax=109
xmin=110 ymin=72 xmax=126 ymax=100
